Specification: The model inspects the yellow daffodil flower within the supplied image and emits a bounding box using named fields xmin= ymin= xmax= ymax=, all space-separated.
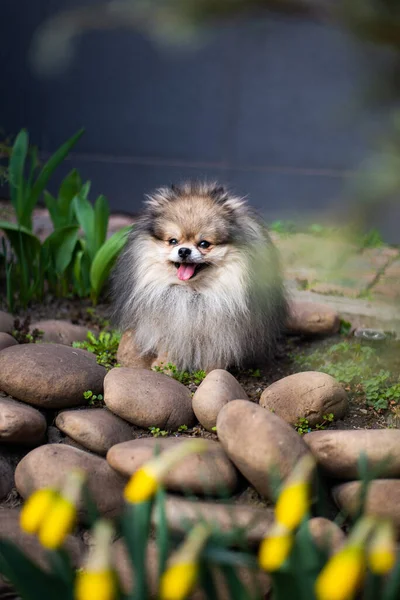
xmin=275 ymin=454 xmax=316 ymax=531
xmin=258 ymin=522 xmax=293 ymax=572
xmin=20 ymin=488 xmax=57 ymax=535
xmin=315 ymin=545 xmax=365 ymax=600
xmin=368 ymin=519 xmax=396 ymax=575
xmin=160 ymin=522 xmax=211 ymax=600
xmin=75 ymin=520 xmax=116 ymax=600
xmin=124 ymin=439 xmax=209 ymax=504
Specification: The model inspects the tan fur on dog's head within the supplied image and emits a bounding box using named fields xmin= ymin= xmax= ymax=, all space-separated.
xmin=138 ymin=182 xmax=264 ymax=286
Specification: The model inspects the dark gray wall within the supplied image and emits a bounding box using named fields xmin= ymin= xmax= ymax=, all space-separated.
xmin=2 ymin=1 xmax=398 ymax=238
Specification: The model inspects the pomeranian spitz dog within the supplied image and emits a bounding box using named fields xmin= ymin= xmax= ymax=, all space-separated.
xmin=111 ymin=182 xmax=288 ymax=372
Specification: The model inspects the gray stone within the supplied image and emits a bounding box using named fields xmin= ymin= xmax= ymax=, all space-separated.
xmin=0 ymin=456 xmax=14 ymax=501
xmin=0 ymin=397 xmax=47 ymax=445
xmin=107 ymin=437 xmax=238 ymax=495
xmin=117 ymin=330 xmax=154 ymax=369
xmin=192 ymin=369 xmax=248 ymax=432
xmin=333 ymin=480 xmax=400 ymax=530
xmin=104 ymin=368 xmax=196 ymax=430
xmin=0 ymin=311 xmax=13 ymax=334
xmin=304 ymin=429 xmax=400 ymax=479
xmin=56 ymin=408 xmax=133 ymax=455
xmin=154 ymin=496 xmax=274 ymax=545
xmin=0 ymin=344 xmax=106 ymax=409
xmin=216 ymin=399 xmax=311 ymax=500
xmin=0 ymin=333 xmax=18 ymax=352
xmin=15 ymin=444 xmax=126 ymax=517
xmin=286 ymin=301 xmax=340 ymax=336
xmin=31 ymin=319 xmax=90 ymax=345
xmin=260 ymin=371 xmax=348 ymax=427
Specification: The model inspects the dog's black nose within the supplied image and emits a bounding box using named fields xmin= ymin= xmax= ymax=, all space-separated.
xmin=178 ymin=247 xmax=191 ymax=259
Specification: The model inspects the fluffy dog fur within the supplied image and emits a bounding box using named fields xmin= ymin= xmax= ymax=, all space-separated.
xmin=111 ymin=182 xmax=288 ymax=372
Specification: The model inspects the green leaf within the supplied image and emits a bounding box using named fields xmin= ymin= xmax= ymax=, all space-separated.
xmin=73 ymin=188 xmax=95 ymax=260
xmin=0 ymin=221 xmax=41 ymax=264
xmin=89 ymin=226 xmax=131 ymax=304
xmin=27 ymin=128 xmax=84 ymax=228
xmin=9 ymin=129 xmax=28 ymax=224
xmin=58 ymin=169 xmax=82 ymax=222
xmin=43 ymin=225 xmax=79 ymax=275
xmin=44 ymin=191 xmax=61 ymax=229
xmin=94 ymin=194 xmax=110 ymax=253
xmin=0 ymin=539 xmax=72 ymax=600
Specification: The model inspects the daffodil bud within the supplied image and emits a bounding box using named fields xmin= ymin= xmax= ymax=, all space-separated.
xmin=39 ymin=497 xmax=76 ymax=549
xmin=315 ymin=545 xmax=365 ymax=600
xmin=39 ymin=469 xmax=85 ymax=550
xmin=124 ymin=439 xmax=210 ymax=504
xmin=258 ymin=522 xmax=294 ymax=572
xmin=20 ymin=488 xmax=58 ymax=535
xmin=160 ymin=563 xmax=198 ymax=600
xmin=75 ymin=520 xmax=116 ymax=600
xmin=367 ymin=519 xmax=396 ymax=575
xmin=160 ymin=522 xmax=210 ymax=600
xmin=275 ymin=454 xmax=316 ymax=531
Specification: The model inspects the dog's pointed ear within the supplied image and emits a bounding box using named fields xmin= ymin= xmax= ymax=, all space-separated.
xmin=209 ymin=185 xmax=226 ymax=199
xmin=144 ymin=186 xmax=176 ymax=212
xmin=209 ymin=184 xmax=246 ymax=213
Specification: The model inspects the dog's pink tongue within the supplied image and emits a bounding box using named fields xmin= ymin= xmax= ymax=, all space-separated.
xmin=177 ymin=263 xmax=196 ymax=281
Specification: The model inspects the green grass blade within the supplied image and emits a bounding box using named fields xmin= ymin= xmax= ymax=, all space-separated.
xmin=94 ymin=194 xmax=110 ymax=253
xmin=382 ymin=551 xmax=400 ymax=600
xmin=43 ymin=225 xmax=79 ymax=275
xmin=122 ymin=502 xmax=153 ymax=600
xmin=198 ymin=561 xmax=219 ymax=600
xmin=8 ymin=129 xmax=28 ymax=224
xmin=0 ymin=539 xmax=72 ymax=600
xmin=218 ymin=563 xmax=249 ymax=600
xmin=81 ymin=482 xmax=101 ymax=528
xmin=28 ymin=128 xmax=84 ymax=222
xmin=364 ymin=571 xmax=383 ymax=600
xmin=89 ymin=225 xmax=131 ymax=304
xmin=46 ymin=548 xmax=75 ymax=588
xmin=155 ymin=485 xmax=169 ymax=583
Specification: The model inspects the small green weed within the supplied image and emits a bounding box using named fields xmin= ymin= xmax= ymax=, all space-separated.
xmin=73 ymin=330 xmax=121 ymax=370
xmin=294 ymin=413 xmax=335 ymax=436
xmin=83 ymin=390 xmax=104 ymax=406
xmin=294 ymin=417 xmax=311 ymax=435
xmin=153 ymin=362 xmax=206 ymax=386
xmin=339 ymin=319 xmax=352 ymax=336
xmin=12 ymin=317 xmax=43 ymax=344
xmin=176 ymin=425 xmax=188 ymax=433
xmin=148 ymin=426 xmax=168 ymax=437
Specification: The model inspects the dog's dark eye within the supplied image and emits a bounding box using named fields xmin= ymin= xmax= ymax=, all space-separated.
xmin=169 ymin=238 xmax=178 ymax=245
xmin=199 ymin=240 xmax=211 ymax=249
